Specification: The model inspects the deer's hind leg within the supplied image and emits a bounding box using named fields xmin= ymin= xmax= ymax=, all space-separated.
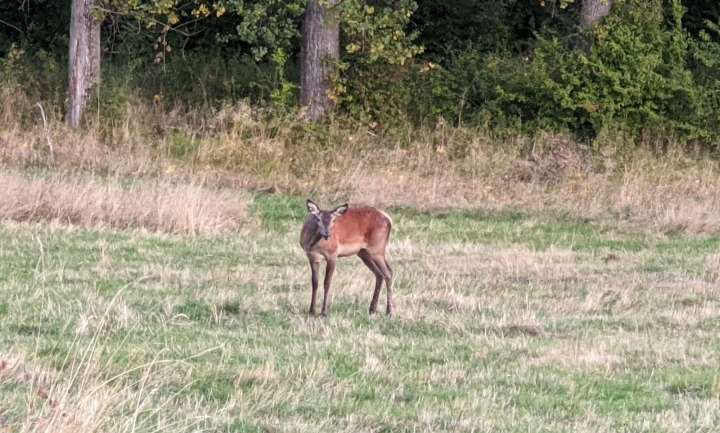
xmin=359 ymin=249 xmax=384 ymax=314
xmin=373 ymin=254 xmax=393 ymax=315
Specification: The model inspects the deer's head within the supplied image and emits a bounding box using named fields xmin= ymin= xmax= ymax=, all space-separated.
xmin=307 ymin=199 xmax=348 ymax=240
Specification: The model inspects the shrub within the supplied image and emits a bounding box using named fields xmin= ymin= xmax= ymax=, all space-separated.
xmin=434 ymin=0 xmax=720 ymax=148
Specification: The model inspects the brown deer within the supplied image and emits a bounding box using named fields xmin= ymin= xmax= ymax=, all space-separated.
xmin=300 ymin=199 xmax=394 ymax=316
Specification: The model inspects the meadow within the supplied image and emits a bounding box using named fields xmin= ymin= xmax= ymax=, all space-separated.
xmin=1 ymin=178 xmax=720 ymax=432
xmin=2 ymin=96 xmax=720 ymax=431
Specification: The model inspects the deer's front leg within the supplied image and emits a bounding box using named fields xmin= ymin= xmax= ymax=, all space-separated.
xmin=321 ymin=257 xmax=337 ymax=317
xmin=309 ymin=259 xmax=320 ymax=316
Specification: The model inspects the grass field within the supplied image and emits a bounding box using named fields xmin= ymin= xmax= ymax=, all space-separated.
xmin=2 ymin=189 xmax=720 ymax=433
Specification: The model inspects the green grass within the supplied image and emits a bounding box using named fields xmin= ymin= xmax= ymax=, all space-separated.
xmin=1 ymin=194 xmax=720 ymax=432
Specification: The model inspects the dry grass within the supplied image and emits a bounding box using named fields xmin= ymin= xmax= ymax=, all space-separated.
xmin=2 ymin=98 xmax=720 ymax=236
xmin=317 ymin=143 xmax=720 ymax=238
xmin=0 ymin=350 xmax=224 ymax=433
xmin=0 ymin=170 xmax=251 ymax=235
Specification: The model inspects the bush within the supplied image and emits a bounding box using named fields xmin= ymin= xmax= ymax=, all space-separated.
xmin=0 ymin=46 xmax=66 ymax=127
xmin=549 ymin=0 xmax=707 ymax=142
xmin=431 ymin=0 xmax=720 ymax=148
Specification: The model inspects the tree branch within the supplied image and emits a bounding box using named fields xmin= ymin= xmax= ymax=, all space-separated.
xmin=0 ymin=18 xmax=24 ymax=35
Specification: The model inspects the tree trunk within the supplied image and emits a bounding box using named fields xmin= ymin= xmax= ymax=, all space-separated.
xmin=579 ymin=0 xmax=613 ymax=30
xmin=577 ymin=0 xmax=613 ymax=52
xmin=67 ymin=0 xmax=101 ymax=128
xmin=300 ymin=0 xmax=340 ymax=122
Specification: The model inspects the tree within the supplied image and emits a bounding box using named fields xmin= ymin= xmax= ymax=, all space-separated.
xmin=66 ymin=0 xmax=102 ymax=128
xmin=300 ymin=0 xmax=340 ymax=121
xmin=300 ymin=0 xmax=422 ymax=121
xmin=580 ymin=0 xmax=613 ymax=30
xmin=577 ymin=0 xmax=613 ymax=51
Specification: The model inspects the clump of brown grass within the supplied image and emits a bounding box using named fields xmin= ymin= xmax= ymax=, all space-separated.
xmin=0 ymin=171 xmax=250 ymax=235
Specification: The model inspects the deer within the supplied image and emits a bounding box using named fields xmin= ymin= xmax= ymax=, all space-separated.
xmin=300 ymin=199 xmax=394 ymax=317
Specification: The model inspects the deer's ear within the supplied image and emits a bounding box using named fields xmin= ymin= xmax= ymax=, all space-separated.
xmin=333 ymin=203 xmax=349 ymax=217
xmin=307 ymin=199 xmax=321 ymax=216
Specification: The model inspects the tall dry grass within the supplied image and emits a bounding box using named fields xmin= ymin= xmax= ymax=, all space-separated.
xmin=0 ymin=171 xmax=250 ymax=235
xmin=2 ymin=95 xmax=719 ymax=235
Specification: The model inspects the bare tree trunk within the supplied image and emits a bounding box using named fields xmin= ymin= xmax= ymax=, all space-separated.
xmin=67 ymin=0 xmax=101 ymax=128
xmin=577 ymin=0 xmax=614 ymax=52
xmin=300 ymin=0 xmax=340 ymax=122
xmin=580 ymin=0 xmax=613 ymax=30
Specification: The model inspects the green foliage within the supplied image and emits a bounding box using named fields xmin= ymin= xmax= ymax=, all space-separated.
xmin=682 ymin=0 xmax=720 ymax=39
xmin=6 ymin=0 xmax=720 ymax=147
xmin=429 ymin=0 xmax=720 ymax=146
xmin=341 ymin=0 xmax=579 ymax=128
xmin=330 ymin=0 xmax=424 ymax=119
xmin=554 ymin=0 xmax=705 ymax=141
xmin=0 ymin=44 xmax=27 ymax=91
xmin=458 ymin=49 xmax=570 ymax=132
xmin=340 ymin=62 xmax=413 ymax=127
xmin=196 ymin=0 xmax=307 ymax=61
xmin=0 ymin=0 xmax=70 ymax=56
xmin=101 ymin=51 xmax=281 ymax=105
xmin=103 ymin=0 xmax=306 ymax=64
xmin=406 ymin=61 xmax=457 ymax=122
xmin=269 ymin=48 xmax=298 ymax=110
xmin=169 ymin=131 xmax=199 ymax=158
xmin=340 ymin=57 xmax=465 ymax=129
xmin=108 ymin=0 xmax=182 ymax=16
xmin=0 ymin=45 xmax=66 ymax=126
xmin=688 ymin=15 xmax=720 ymax=135
xmin=413 ymin=0 xmax=514 ymax=60
xmin=336 ymin=0 xmax=423 ymax=66
xmin=413 ymin=0 xmax=569 ymax=62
